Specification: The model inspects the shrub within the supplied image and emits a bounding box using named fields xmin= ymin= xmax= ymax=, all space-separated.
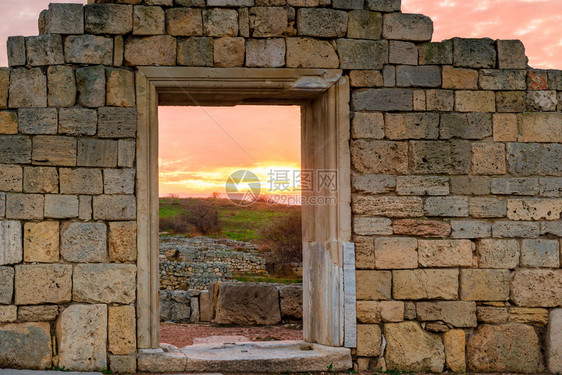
xmin=159 ymin=214 xmax=191 ymax=234
xmin=187 ymin=202 xmax=222 ymax=235
xmin=259 ymin=211 xmax=302 ymax=276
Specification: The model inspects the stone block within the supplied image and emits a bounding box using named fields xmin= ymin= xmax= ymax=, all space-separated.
xmin=93 ymin=195 xmax=136 ymax=220
xmin=491 ymin=177 xmax=539 ymax=196
xmin=353 ymin=216 xmax=392 ymax=236
xmin=392 ymin=219 xmax=451 ymax=238
xmin=124 ymin=35 xmax=177 ymax=66
xmin=9 ymin=68 xmax=47 ymax=108
xmin=59 ymin=108 xmax=97 ymax=136
xmin=25 ymin=35 xmax=64 ymax=66
xmin=175 ymin=0 xmax=206 ymax=4
xmin=215 ymin=283 xmax=281 ymax=325
xmin=137 ymin=348 xmax=186 ymax=373
xmin=469 ymin=197 xmax=506 ymax=218
xmin=492 ymin=221 xmax=540 ymax=238
xmin=507 ymin=143 xmax=562 ymax=176
xmin=108 ymin=305 xmax=136 ymax=355
xmin=332 ymin=0 xmax=363 ymax=8
xmin=0 ymin=165 xmax=22 ymax=192
xmin=547 ymin=309 xmax=562 ymax=374
xmin=443 ymin=329 xmax=466 ymax=372
xmin=479 ymin=69 xmax=526 ymax=90
xmin=352 ymin=173 xmax=394 ymax=194
xmin=60 ymin=168 xmax=103 ymax=195
xmin=77 ymin=139 xmax=118 ymax=167
xmin=353 ymin=196 xmax=423 ymax=218
xmin=450 ymin=176 xmax=491 ymax=196
xmin=338 ymin=39 xmax=387 ymax=70
xmin=118 ymin=139 xmax=136 ymax=168
xmin=467 ymin=323 xmax=544 ymax=373
xmin=352 ymin=88 xmax=414 ymax=111
xmin=44 ymin=3 xmax=84 ymax=34
xmin=520 ymin=239 xmax=560 ymax=268
xmin=442 ymin=65 xmax=478 ymax=89
xmin=349 ymin=70 xmax=383 ymax=87
xmin=279 ymin=285 xmax=301 ymax=320
xmin=418 ymin=239 xmax=473 ymax=267
xmin=351 ymin=140 xmax=408 ymax=174
xmin=250 ymin=7 xmax=294 ymax=38
xmin=493 ymin=113 xmax=517 ymax=142
xmin=393 ymin=269 xmax=459 ymax=300
xmin=109 ymin=221 xmax=137 ymax=262
xmin=527 ymin=90 xmax=557 ymax=111
xmin=528 ymin=70 xmax=548 ymax=90
xmin=455 ymin=90 xmax=495 ymax=112
xmin=426 ymin=89 xmax=454 ymax=111
xmin=383 ymin=65 xmax=395 ymax=87
xmin=478 ymin=239 xmax=519 ymax=269
xmin=509 ymin=307 xmax=549 ymax=326
xmin=0 ymin=322 xmax=52 ymax=369
xmin=356 ymin=324 xmax=381 ymax=357
xmin=85 ymin=4 xmax=133 ymax=34
xmin=424 ymin=196 xmax=468 ymax=217
xmin=453 ymin=38 xmax=496 ymax=68
xmin=76 ymin=65 xmax=106 ymax=108
xmin=166 ymin=8 xmax=202 ymax=36
xmin=356 ymin=270 xmax=391 ymax=300
xmin=539 ymin=177 xmax=562 ymax=197
xmin=61 ymin=222 xmax=107 ymax=262
xmin=203 ymin=8 xmax=238 ymax=37
xmin=418 ymin=40 xmax=453 ymax=65
xmin=57 ymin=304 xmax=107 ymax=371
xmin=497 ymin=39 xmax=527 ymax=69
xmin=177 ymin=37 xmax=214 ymax=66
xmin=32 ymin=136 xmax=77 ymax=166
xmin=472 ymin=143 xmax=506 ymax=175
xmin=477 ymin=306 xmax=508 ymax=323
xmin=286 ymin=38 xmax=339 ymax=68
xmin=355 ymin=236 xmax=375 ymax=269
xmin=18 ymin=108 xmax=57 ymax=135
xmin=385 ymin=112 xmax=439 ymax=140
xmin=0 ymin=306 xmax=16 ymax=322
xmin=15 ymin=264 xmax=72 ymax=305
xmin=23 ymin=221 xmax=59 ymax=263
xmin=451 ymin=220 xmax=491 ymax=239
xmin=357 ymin=301 xmax=404 ymax=323
xmin=385 ymin=322 xmax=444 ymax=373
xmin=417 ymin=301 xmax=477 ymax=327
xmin=7 ymin=36 xmax=26 ymax=67
xmin=460 ymin=269 xmax=510 ymax=301
xmin=65 ymin=35 xmax=113 ymax=65
xmin=542 ymin=222 xmax=562 ymax=236
xmin=0 ymin=111 xmax=17 ymax=134
xmin=73 ymin=264 xmax=136 ymax=304
xmin=199 ymin=290 xmax=211 ymax=322
xmin=104 ymin=168 xmax=135 ymax=195
xmin=496 ymin=90 xmax=526 ymax=112
xmin=106 ymin=69 xmax=135 ymax=107
xmin=382 ymin=13 xmax=433 ymax=41
xmin=0 ymin=267 xmax=14 ymax=304
xmin=78 ymin=195 xmax=92 ymax=220
xmin=367 ymin=0 xmax=400 ymax=11
xmin=110 ymin=355 xmax=137 ymax=374
xmin=374 ymin=237 xmax=417 ymax=269
xmin=298 ymin=8 xmax=347 ymax=38
xmin=352 ymin=112 xmax=384 ymax=139
xmin=17 ymin=305 xmax=58 ymax=322
xmin=238 ymin=7 xmax=250 ymax=37
xmin=410 ymin=140 xmax=471 ymax=175
xmin=214 ymin=37 xmax=245 ymax=67
xmin=207 ymin=0 xmax=253 ymax=5
xmin=47 ymin=66 xmax=76 ymax=107
xmin=519 ymin=112 xmax=562 ymax=143
xmin=133 ymin=6 xmax=165 ymax=35
xmin=246 ymin=38 xmax=285 ymax=68
xmin=511 ymin=269 xmax=562 ymax=307
xmin=396 ymin=65 xmax=441 ymax=87
xmin=507 ymin=198 xmax=562 ymax=221
xmin=98 ymin=107 xmax=137 ymax=138
xmin=395 ymin=176 xmax=448 ymax=196
xmin=348 ymin=10 xmax=382 ymax=40
xmin=549 ymin=70 xmax=562 ymax=90
xmin=6 ymin=194 xmax=44 ymax=220
xmin=440 ymin=112 xmax=492 ymax=140
xmin=389 ymin=41 xmax=417 ymax=65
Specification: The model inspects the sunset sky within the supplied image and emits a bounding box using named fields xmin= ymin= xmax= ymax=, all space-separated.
xmin=0 ymin=0 xmax=560 ymax=196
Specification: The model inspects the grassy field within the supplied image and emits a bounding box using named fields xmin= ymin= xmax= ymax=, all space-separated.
xmin=159 ymin=197 xmax=300 ymax=242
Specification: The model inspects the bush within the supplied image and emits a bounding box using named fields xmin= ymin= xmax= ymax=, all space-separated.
xmin=159 ymin=214 xmax=191 ymax=234
xmin=187 ymin=202 xmax=222 ymax=235
xmin=259 ymin=211 xmax=302 ymax=276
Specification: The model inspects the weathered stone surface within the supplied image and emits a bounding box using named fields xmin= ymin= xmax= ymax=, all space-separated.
xmin=160 ymin=290 xmax=191 ymax=322
xmin=451 ymin=220 xmax=491 ymax=239
xmin=350 ymin=70 xmax=383 ymax=88
xmin=477 ymin=306 xmax=508 ymax=323
xmin=440 ymin=112 xmax=492 ymax=140
xmin=286 ymin=38 xmax=339 ymax=68
xmin=0 ymin=165 xmax=22 ymax=192
xmin=108 ymin=305 xmax=136 ymax=355
xmin=417 ymin=301 xmax=477 ymax=327
xmin=214 ymin=37 xmax=245 ymax=67
xmin=352 ymin=112 xmax=384 ymax=140
xmin=496 ymin=90 xmax=526 ymax=112
xmin=15 ymin=264 xmax=72 ymax=305
xmin=351 ymin=140 xmax=408 ymax=174
xmin=357 ymin=301 xmax=404 ymax=323
xmin=297 ymin=8 xmax=347 ymax=38
xmin=352 ymin=173 xmax=394 ymax=194
xmin=279 ymin=285 xmax=302 ymax=320
xmin=443 ymin=329 xmax=466 ymax=372
xmin=353 ymin=88 xmax=414 ymax=111
xmin=424 ymin=196 xmax=468 ymax=217
xmin=396 ymin=65 xmax=441 ymax=87
xmin=338 ymin=39 xmax=387 ymax=70
xmin=353 ymin=196 xmax=423 ymax=218
xmin=65 ymin=35 xmax=113 ymax=65
xmin=393 ymin=219 xmax=451 ymax=238
xmin=59 ymin=108 xmax=97 ymax=136
xmin=383 ymin=13 xmax=433 ymax=42
xmin=519 ymin=112 xmax=562 ymax=143
xmin=0 ymin=305 xmax=16 ymax=322
xmin=347 ymin=10 xmax=381 ymax=40
xmin=355 ymin=236 xmax=375 ymax=269
xmin=389 ymin=41 xmax=417 ymax=65
xmin=442 ymin=66 xmax=478 ymax=89
xmin=47 ymin=66 xmax=76 ymax=107
xmin=425 ymin=89 xmax=454 ymax=111
xmin=203 ymin=8 xmax=238 ymax=36
xmin=356 ymin=324 xmax=381 ymax=357
xmin=9 ymin=68 xmax=47 ymax=108
xmin=450 ymin=176 xmax=490 ymax=196
xmin=0 ymin=267 xmax=14 ymax=304
xmin=539 ymin=177 xmax=562 ymax=197
xmin=460 ymin=269 xmax=510 ymax=301
xmin=479 ymin=69 xmax=526 ymax=90
xmin=418 ymin=40 xmax=452 ymax=65
xmin=246 ymin=38 xmax=285 ymax=68
xmin=0 ymin=111 xmax=17 ymax=134
xmin=393 ymin=269 xmax=459 ymax=300
xmin=24 ymin=221 xmax=59 ymax=263
xmin=469 ymin=197 xmax=506 ymax=218
xmin=124 ymin=35 xmax=176 ymax=66
xmin=57 ymin=304 xmax=107 ymax=371
xmin=396 ymin=176 xmax=448 ymax=196
xmin=177 ymin=37 xmax=214 ymax=66
xmin=353 ymin=216 xmax=392 ymax=236
xmin=492 ymin=177 xmax=539 ymax=195
xmin=493 ymin=221 xmax=540 ymax=238
xmin=541 ymin=221 xmax=562 ymax=236
xmin=215 ymin=283 xmax=281 ymax=325
xmin=18 ymin=108 xmax=57 ymax=135
xmin=60 ymin=168 xmax=103 ymax=195
xmin=385 ymin=322 xmax=444 ymax=373
xmin=507 ymin=143 xmax=562 ymax=176
xmin=109 ymin=221 xmax=137 ymax=262
xmin=410 ymin=140 xmax=470 ymax=175
xmin=17 ymin=305 xmax=58 ymax=322
xmin=418 ymin=239 xmax=472 ymax=267
xmin=520 ymin=239 xmax=559 ymax=268
xmin=76 ymin=65 xmax=106 ymax=108
xmin=133 ymin=5 xmax=165 ymax=35
xmin=0 ymin=322 xmax=52 ymax=369
xmin=93 ymin=195 xmax=136 ymax=220
xmin=493 ymin=113 xmax=518 ymax=142
xmin=497 ymin=39 xmax=527 ymax=69
xmin=44 ymin=3 xmax=84 ymax=34
xmin=548 ymin=309 xmax=562 ymax=374
xmin=7 ymin=36 xmax=26 ymax=67
xmin=507 ymin=198 xmax=562 ymax=221
xmin=374 ymin=237 xmax=417 ymax=269
xmin=118 ymin=139 xmax=135 ymax=168
xmin=472 ymin=142 xmax=506 ymax=175
xmin=527 ymin=90 xmax=557 ymax=111
xmin=455 ymin=90 xmax=495 ymax=112
xmin=249 ymin=7 xmax=294 ymax=38
xmin=98 ymin=107 xmax=137 ymax=138
xmin=478 ymin=239 xmax=519 ymax=269
xmin=467 ymin=323 xmax=544 ymax=373
xmin=32 ymin=136 xmax=76 ymax=167
xmin=77 ymin=139 xmax=118 ymax=167
xmin=511 ymin=269 xmax=562 ymax=307
xmin=509 ymin=307 xmax=549 ymax=326
xmin=356 ymin=270 xmax=391 ymax=300
xmin=385 ymin=112 xmax=438 ymax=140
xmin=85 ymin=4 xmax=133 ymax=34
xmin=79 ymin=196 xmax=92 ymax=220
xmin=73 ymin=264 xmax=136 ymax=304
xmin=166 ymin=8 xmax=202 ymax=36
xmin=106 ymin=69 xmax=135 ymax=107
xmin=61 ymin=222 xmax=107 ymax=262
xmin=25 ymin=34 xmax=64 ymax=66
xmin=6 ymin=194 xmax=44 ymax=220
xmin=453 ymin=38 xmax=496 ymax=68
xmin=110 ymin=354 xmax=137 ymax=374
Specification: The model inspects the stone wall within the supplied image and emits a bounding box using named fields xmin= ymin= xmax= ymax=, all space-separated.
xmin=0 ymin=0 xmax=560 ymax=374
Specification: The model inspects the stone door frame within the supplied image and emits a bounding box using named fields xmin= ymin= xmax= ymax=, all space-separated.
xmin=134 ymin=67 xmax=356 ymax=350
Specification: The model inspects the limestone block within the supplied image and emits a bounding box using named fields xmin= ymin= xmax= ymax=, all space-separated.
xmin=509 ymin=307 xmax=549 ymax=326
xmin=374 ymin=237 xmax=417 ymax=269
xmin=351 ymin=140 xmax=408 ymax=174
xmin=389 ymin=41 xmax=417 ymax=65
xmin=279 ymin=284 xmax=302 ymax=320
xmin=203 ymin=8 xmax=238 ymax=37
xmin=73 ymin=264 xmax=136 ymax=304
xmin=77 ymin=139 xmax=118 ymax=167
xmin=176 ymin=0 xmax=206 ymax=4
xmin=15 ymin=264 xmax=72 ymax=305
xmin=250 ymin=7 xmax=295 ymax=37
xmin=8 ymin=68 xmax=47 ymax=108
xmin=0 ymin=322 xmax=52 ymax=369
xmin=424 ymin=196 xmax=468 ymax=217
xmin=208 ymin=0 xmax=253 ymax=5
xmin=383 ymin=13 xmax=433 ymax=41
xmin=357 ymin=301 xmax=404 ymax=323
xmin=124 ymin=36 xmax=177 ymax=66
xmin=110 ymin=354 xmax=137 ymax=374
xmin=527 ymin=90 xmax=558 ymax=111
xmin=393 ymin=269 xmax=459 ymax=300
xmin=352 ymin=112 xmax=384 ymax=140
xmin=392 ymin=219 xmax=451 ymax=238
xmin=385 ymin=322 xmax=444 ymax=373
xmin=85 ymin=4 xmax=133 ymax=34
xmin=0 ymin=111 xmax=17 ymax=134
xmin=17 ymin=305 xmax=58 ymax=322
xmin=32 ymin=136 xmax=77 ymax=167
xmin=177 ymin=37 xmax=214 ymax=66
xmin=477 ymin=306 xmax=508 ymax=323
xmin=521 ymin=239 xmax=560 ymax=268
xmin=479 ymin=69 xmax=526 ymax=91
xmin=93 ymin=195 xmax=136 ymax=220
xmin=79 ymin=195 xmax=92 ymax=220
xmin=460 ymin=269 xmax=510 ymax=301
xmin=418 ymin=40 xmax=453 ymax=65
xmin=507 ymin=143 xmax=562 ymax=176
xmin=542 ymin=222 xmax=562 ymax=236
xmin=440 ymin=112 xmax=492 ymax=140
xmin=493 ymin=113 xmax=518 ymax=142
xmin=355 ymin=236 xmax=375 ymax=269
xmin=286 ymin=38 xmax=339 ymax=69
xmin=24 ymin=221 xmax=59 ymax=263
xmin=538 ymin=177 xmax=562 ymax=197
xmin=133 ymin=6 xmax=165 ymax=35
xmin=137 ymin=348 xmax=187 ymax=372
xmin=47 ymin=66 xmax=76 ymax=108
xmin=214 ymin=37 xmax=245 ymax=67
xmin=61 ymin=222 xmax=107 ymax=262
xmin=44 ymin=3 xmax=84 ymax=34
xmin=0 ymin=165 xmax=22 ymax=192
xmin=104 ymin=69 xmax=134 ymax=107
xmin=455 ymin=90 xmax=495 ymax=112
xmin=349 ymin=70 xmax=383 ymax=87
xmin=453 ymin=38 xmax=496 ymax=68
xmin=451 ymin=220 xmax=491 ymax=239
xmin=25 ymin=35 xmax=64 ymax=66
xmin=492 ymin=221 xmax=540 ymax=238
xmin=467 ymin=323 xmax=543 ymax=373
xmin=519 ymin=112 xmax=562 ymax=143
xmin=496 ymin=90 xmax=526 ymax=112
xmin=57 ymin=304 xmax=107 ymax=371
xmin=7 ymin=36 xmax=26 ymax=67
xmin=418 ymin=239 xmax=473 ymax=267
xmin=469 ymin=197 xmax=506 ymax=218
xmin=338 ymin=39 xmax=387 ymax=70
xmin=507 ymin=198 xmax=562 ymax=221
xmin=166 ymin=8 xmax=202 ymax=36
xmin=395 ymin=176 xmax=448 ymax=196
xmin=59 ymin=108 xmax=97 ymax=136
xmin=417 ymin=301 xmax=477 ymax=327
xmin=491 ymin=177 xmax=539 ymax=196
xmin=547 ymin=309 xmax=562 ymax=374
xmin=352 ymin=173 xmax=394 ymax=193
xmin=511 ymin=269 xmax=562 ymax=307
xmin=215 ymin=283 xmax=281 ymax=325
xmin=472 ymin=143 xmax=506 ymax=175
xmin=367 ymin=0 xmax=400 ymax=11
xmin=352 ymin=88 xmax=414 ymax=111
xmin=76 ymin=65 xmax=106 ymax=108
xmin=426 ymin=89 xmax=454 ymax=111
xmin=6 ymin=194 xmax=44 ymax=220
xmin=60 ymin=168 xmax=103 ymax=195
xmin=199 ymin=290 xmax=211 ymax=322
xmin=356 ymin=270 xmax=391 ymax=300
xmin=410 ymin=140 xmax=471 ymax=175
xmin=497 ymin=39 xmax=527 ymax=69
xmin=0 ymin=267 xmax=14 ymax=304
xmin=18 ymin=108 xmax=58 ymax=135
xmin=108 ymin=305 xmax=136 ymax=355
xmin=64 ymin=35 xmax=113 ymax=65
xmin=348 ymin=10 xmax=382 ymax=40
xmin=98 ymin=107 xmax=137 ymax=138
xmin=443 ymin=329 xmax=466 ymax=372
xmin=450 ymin=176 xmax=491 ymax=195
xmin=385 ymin=113 xmax=439 ymax=140
xmin=356 ymin=324 xmax=381 ymax=357
xmin=396 ymin=65 xmax=441 ymax=87
xmin=238 ymin=7 xmax=250 ymax=37
xmin=109 ymin=221 xmax=137 ymax=262
xmin=104 ymin=169 xmax=135 ymax=195
xmin=442 ymin=66 xmax=478 ymax=89
xmin=353 ymin=196 xmax=423 ymax=218
xmin=160 ymin=290 xmax=190 ymax=322
xmin=549 ymin=70 xmax=562 ymax=90
xmin=298 ymin=8 xmax=347 ymax=38
xmin=114 ymin=36 xmax=124 ymax=66
xmin=353 ymin=216 xmax=392 ymax=236
xmin=246 ymin=39 xmax=285 ymax=68
xmin=478 ymin=239 xmax=519 ymax=269
xmin=118 ymin=139 xmax=136 ymax=168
